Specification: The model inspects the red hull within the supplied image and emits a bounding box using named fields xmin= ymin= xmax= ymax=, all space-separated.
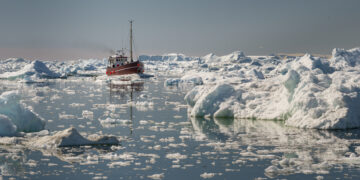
xmin=106 ymin=61 xmax=144 ymax=76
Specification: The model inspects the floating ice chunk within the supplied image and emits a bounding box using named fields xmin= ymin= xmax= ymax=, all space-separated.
xmin=131 ymin=101 xmax=154 ymax=111
xmin=30 ymin=127 xmax=119 ymax=147
xmin=107 ymin=161 xmax=132 ymax=168
xmin=165 ymin=75 xmax=203 ymax=86
xmin=0 ymin=115 xmax=17 ymax=136
xmin=165 ymin=153 xmax=187 ymax=160
xmin=185 ymin=84 xmax=235 ymax=117
xmin=265 ymin=165 xmax=280 ymax=174
xmin=99 ymin=118 xmax=131 ymax=128
xmin=135 ymin=101 xmax=154 ymax=107
xmin=82 ymin=110 xmax=94 ymax=119
xmin=147 ymin=173 xmax=164 ymax=180
xmin=159 ymin=137 xmax=175 ymax=143
xmin=0 ymin=91 xmax=45 ymax=133
xmin=200 ymin=172 xmax=216 ymax=179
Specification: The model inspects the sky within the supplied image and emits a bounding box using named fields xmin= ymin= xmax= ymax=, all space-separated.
xmin=0 ymin=0 xmax=359 ymax=60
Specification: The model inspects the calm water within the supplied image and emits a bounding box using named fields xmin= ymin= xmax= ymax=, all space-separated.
xmin=1 ymin=76 xmax=360 ymax=179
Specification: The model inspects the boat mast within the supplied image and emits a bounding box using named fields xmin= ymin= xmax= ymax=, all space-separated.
xmin=129 ymin=20 xmax=133 ymax=62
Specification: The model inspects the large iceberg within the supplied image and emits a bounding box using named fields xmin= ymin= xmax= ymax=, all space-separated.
xmin=185 ymin=48 xmax=360 ymax=129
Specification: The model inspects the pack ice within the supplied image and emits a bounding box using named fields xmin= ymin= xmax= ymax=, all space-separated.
xmin=0 ymin=60 xmax=61 ymax=82
xmin=0 ymin=58 xmax=108 ymax=81
xmin=183 ymin=48 xmax=360 ymax=129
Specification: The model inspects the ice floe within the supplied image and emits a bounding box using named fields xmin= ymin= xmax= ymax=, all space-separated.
xmin=23 ymin=127 xmax=119 ymax=148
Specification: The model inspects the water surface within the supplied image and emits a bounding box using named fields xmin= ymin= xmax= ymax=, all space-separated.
xmin=1 ymin=76 xmax=360 ymax=179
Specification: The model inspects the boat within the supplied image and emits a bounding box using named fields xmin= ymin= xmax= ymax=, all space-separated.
xmin=106 ymin=20 xmax=144 ymax=76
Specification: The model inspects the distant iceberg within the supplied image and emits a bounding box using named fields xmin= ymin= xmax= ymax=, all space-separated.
xmin=165 ymin=74 xmax=203 ymax=86
xmin=139 ymin=53 xmax=197 ymax=62
xmin=0 ymin=60 xmax=61 ymax=82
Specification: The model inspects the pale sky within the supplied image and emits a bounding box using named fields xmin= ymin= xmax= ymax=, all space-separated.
xmin=0 ymin=0 xmax=359 ymax=60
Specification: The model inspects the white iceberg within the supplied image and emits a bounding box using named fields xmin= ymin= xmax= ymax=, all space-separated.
xmin=30 ymin=127 xmax=120 ymax=148
xmin=165 ymin=74 xmax=203 ymax=86
xmin=0 ymin=60 xmax=61 ymax=82
xmin=0 ymin=91 xmax=45 ymax=134
xmin=0 ymin=115 xmax=17 ymax=136
xmin=185 ymin=48 xmax=360 ymax=129
xmin=330 ymin=47 xmax=360 ymax=70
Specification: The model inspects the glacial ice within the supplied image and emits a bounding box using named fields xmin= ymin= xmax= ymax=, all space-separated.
xmin=183 ymin=48 xmax=360 ymax=129
xmin=0 ymin=60 xmax=61 ymax=82
xmin=29 ymin=127 xmax=120 ymax=147
xmin=0 ymin=91 xmax=45 ymax=134
xmin=0 ymin=115 xmax=17 ymax=136
xmin=0 ymin=58 xmax=107 ymax=81
xmin=165 ymin=74 xmax=203 ymax=86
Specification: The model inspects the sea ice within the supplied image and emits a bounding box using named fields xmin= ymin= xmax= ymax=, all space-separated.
xmin=165 ymin=75 xmax=203 ymax=86
xmin=0 ymin=91 xmax=45 ymax=134
xmin=0 ymin=115 xmax=17 ymax=136
xmin=184 ymin=48 xmax=360 ymax=129
xmin=0 ymin=60 xmax=61 ymax=82
xmin=29 ymin=127 xmax=120 ymax=148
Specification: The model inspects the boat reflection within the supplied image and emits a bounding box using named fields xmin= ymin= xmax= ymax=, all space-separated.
xmin=107 ymin=81 xmax=145 ymax=135
xmin=108 ymin=81 xmax=144 ymax=101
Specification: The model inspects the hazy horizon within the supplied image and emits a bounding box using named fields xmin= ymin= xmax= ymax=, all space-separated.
xmin=0 ymin=0 xmax=359 ymax=60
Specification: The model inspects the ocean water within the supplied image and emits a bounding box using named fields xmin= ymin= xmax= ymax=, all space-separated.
xmin=1 ymin=76 xmax=360 ymax=179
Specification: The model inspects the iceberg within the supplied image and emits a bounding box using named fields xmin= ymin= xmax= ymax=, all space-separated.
xmin=0 ymin=91 xmax=45 ymax=134
xmin=165 ymin=74 xmax=203 ymax=86
xmin=0 ymin=115 xmax=17 ymax=136
xmin=184 ymin=48 xmax=360 ymax=129
xmin=330 ymin=47 xmax=360 ymax=70
xmin=29 ymin=127 xmax=120 ymax=148
xmin=139 ymin=53 xmax=197 ymax=62
xmin=0 ymin=60 xmax=61 ymax=82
